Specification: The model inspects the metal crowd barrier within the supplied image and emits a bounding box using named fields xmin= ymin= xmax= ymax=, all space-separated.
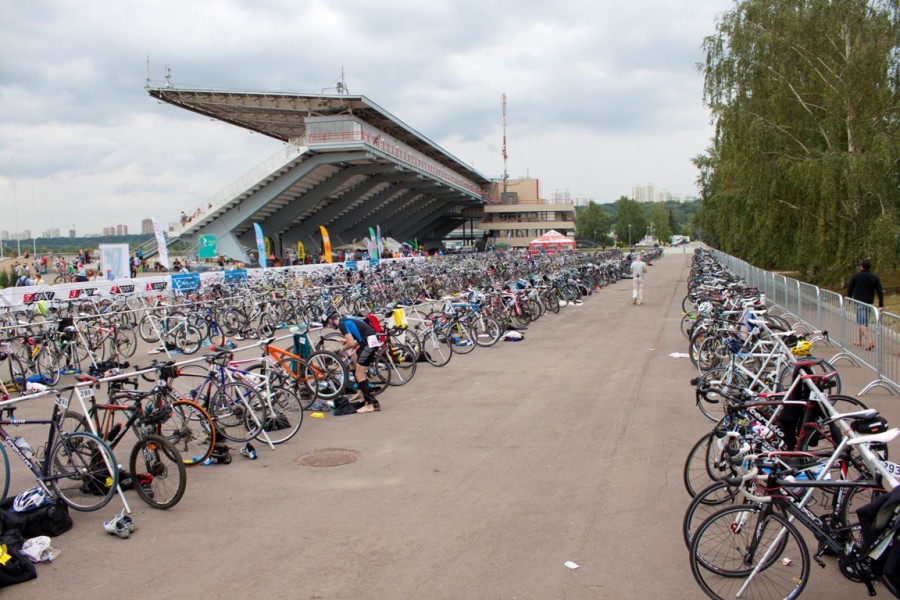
xmin=710 ymin=249 xmax=898 ymax=396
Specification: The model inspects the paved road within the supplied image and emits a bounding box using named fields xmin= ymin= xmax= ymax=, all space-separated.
xmin=6 ymin=248 xmax=897 ymax=599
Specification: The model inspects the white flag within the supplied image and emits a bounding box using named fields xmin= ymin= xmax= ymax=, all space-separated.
xmin=150 ymin=216 xmax=169 ymax=269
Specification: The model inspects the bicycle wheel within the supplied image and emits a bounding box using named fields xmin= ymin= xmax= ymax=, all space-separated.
xmin=114 ymin=326 xmax=138 ymax=359
xmin=683 ymin=432 xmax=735 ymax=498
xmin=690 ymin=505 xmax=809 ymax=599
xmin=694 ymin=368 xmax=748 ymax=422
xmin=209 ymin=382 xmax=267 ymax=443
xmin=0 ymin=444 xmax=8 ymax=503
xmin=220 ymin=309 xmax=245 ymax=336
xmin=36 ymin=346 xmax=61 ymax=386
xmin=175 ymin=325 xmax=203 ymax=355
xmin=471 ymin=315 xmax=501 ymax=347
xmin=301 ymin=352 xmax=347 ymax=401
xmin=367 ymin=354 xmax=392 ymax=392
xmin=382 ymin=344 xmax=417 ymax=386
xmin=158 ymin=399 xmax=216 ymax=466
xmin=446 ymin=322 xmax=477 ymax=355
xmin=255 ymin=384 xmax=303 ymax=445
xmin=682 ymin=481 xmax=743 ymax=549
xmin=5 ymin=353 xmax=26 ymax=392
xmin=47 ymin=432 xmax=118 ymax=512
xmin=129 ymin=434 xmax=186 ymax=509
xmin=138 ymin=314 xmax=161 ymax=343
xmin=420 ymin=328 xmax=453 ymax=367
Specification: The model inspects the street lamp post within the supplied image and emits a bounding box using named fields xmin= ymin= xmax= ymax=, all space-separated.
xmin=627 ymin=224 xmax=632 ymax=247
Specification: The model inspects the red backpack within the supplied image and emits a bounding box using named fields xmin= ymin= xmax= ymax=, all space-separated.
xmin=364 ymin=313 xmax=384 ymax=334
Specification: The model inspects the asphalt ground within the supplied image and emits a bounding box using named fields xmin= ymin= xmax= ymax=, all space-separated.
xmin=5 ymin=247 xmax=899 ymax=599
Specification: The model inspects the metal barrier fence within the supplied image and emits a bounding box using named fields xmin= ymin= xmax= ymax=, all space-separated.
xmin=710 ymin=249 xmax=899 ymax=396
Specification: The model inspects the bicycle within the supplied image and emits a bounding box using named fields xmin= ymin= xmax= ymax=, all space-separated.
xmin=62 ymin=372 xmax=187 ymax=509
xmin=0 ymin=380 xmax=119 ymax=511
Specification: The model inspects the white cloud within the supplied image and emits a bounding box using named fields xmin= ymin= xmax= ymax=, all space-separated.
xmin=0 ymin=0 xmax=729 ymax=235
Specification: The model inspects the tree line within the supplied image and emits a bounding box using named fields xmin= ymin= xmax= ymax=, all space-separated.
xmin=693 ymin=0 xmax=899 ymax=285
xmin=575 ymin=198 xmax=701 ymax=246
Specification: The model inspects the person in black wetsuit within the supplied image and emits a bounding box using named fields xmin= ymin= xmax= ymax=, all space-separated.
xmin=846 ymin=258 xmax=884 ymax=351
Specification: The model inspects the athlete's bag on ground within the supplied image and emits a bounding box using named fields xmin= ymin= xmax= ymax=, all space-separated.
xmin=0 ymin=530 xmax=37 ymax=588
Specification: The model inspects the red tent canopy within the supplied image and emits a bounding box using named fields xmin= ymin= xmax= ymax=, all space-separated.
xmin=527 ymin=230 xmax=576 ymax=255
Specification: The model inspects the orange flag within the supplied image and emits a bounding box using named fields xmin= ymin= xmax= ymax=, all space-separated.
xmin=319 ymin=225 xmax=332 ymax=264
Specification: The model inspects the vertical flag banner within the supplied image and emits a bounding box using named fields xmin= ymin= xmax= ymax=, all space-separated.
xmin=198 ymin=235 xmax=217 ymax=259
xmin=253 ymin=223 xmax=267 ymax=268
xmin=297 ymin=241 xmax=305 ymax=261
xmin=150 ymin=216 xmax=169 ymax=269
xmin=319 ymin=225 xmax=332 ymax=264
xmin=368 ymin=227 xmax=376 ymax=243
xmin=375 ymin=225 xmax=382 ymax=260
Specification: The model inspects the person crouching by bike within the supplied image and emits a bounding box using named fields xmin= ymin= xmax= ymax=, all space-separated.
xmin=324 ymin=311 xmax=381 ymax=413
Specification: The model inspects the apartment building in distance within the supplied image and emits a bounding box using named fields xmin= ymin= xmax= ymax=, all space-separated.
xmin=475 ymin=178 xmax=576 ymax=249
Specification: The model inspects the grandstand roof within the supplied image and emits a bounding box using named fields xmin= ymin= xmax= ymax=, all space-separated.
xmin=147 ymin=87 xmax=491 ymax=187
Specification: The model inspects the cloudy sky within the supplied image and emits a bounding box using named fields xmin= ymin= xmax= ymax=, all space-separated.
xmin=1 ymin=0 xmax=731 ymax=237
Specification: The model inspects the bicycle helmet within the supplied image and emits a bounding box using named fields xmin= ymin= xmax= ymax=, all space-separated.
xmin=141 ymin=398 xmax=173 ymax=425
xmin=791 ymin=339 xmax=813 ymax=357
xmin=12 ymin=486 xmax=52 ymax=512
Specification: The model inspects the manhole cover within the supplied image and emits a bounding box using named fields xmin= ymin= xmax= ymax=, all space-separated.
xmin=297 ymin=448 xmax=360 ymax=467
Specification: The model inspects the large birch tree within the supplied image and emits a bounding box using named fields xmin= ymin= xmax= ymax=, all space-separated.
xmin=695 ymin=0 xmax=899 ymax=282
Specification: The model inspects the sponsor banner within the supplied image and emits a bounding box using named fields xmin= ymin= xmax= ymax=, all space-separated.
xmin=320 ymin=225 xmax=332 ymax=264
xmin=99 ymin=243 xmax=130 ymax=280
xmin=254 ymin=223 xmax=267 ymax=268
xmin=151 ymin=216 xmax=169 ymax=269
xmin=171 ymin=273 xmax=201 ymax=292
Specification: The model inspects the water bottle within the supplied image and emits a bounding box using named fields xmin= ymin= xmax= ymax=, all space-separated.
xmin=13 ymin=436 xmax=34 ymax=459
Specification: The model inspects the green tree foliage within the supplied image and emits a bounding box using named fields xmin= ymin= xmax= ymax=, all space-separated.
xmin=648 ymin=202 xmax=673 ymax=243
xmin=575 ymin=201 xmax=612 ymax=245
xmin=613 ymin=197 xmax=648 ymax=246
xmin=695 ymin=0 xmax=900 ymax=283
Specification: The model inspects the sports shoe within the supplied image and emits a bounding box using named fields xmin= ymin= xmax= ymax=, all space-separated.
xmin=240 ymin=443 xmax=257 ymax=460
xmin=103 ymin=515 xmax=131 ymax=539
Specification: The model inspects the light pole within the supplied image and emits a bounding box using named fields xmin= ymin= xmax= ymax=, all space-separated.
xmin=627 ymin=224 xmax=632 ymax=247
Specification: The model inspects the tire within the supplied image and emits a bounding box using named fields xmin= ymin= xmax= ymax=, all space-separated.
xmin=420 ymin=327 xmax=453 ymax=367
xmin=0 ymin=445 xmax=9 ymax=504
xmin=255 ymin=384 xmax=303 ymax=445
xmin=208 ymin=382 xmax=267 ymax=443
xmin=175 ymin=325 xmax=203 ymax=355
xmin=690 ymin=506 xmax=809 ymax=599
xmin=158 ymin=399 xmax=216 ymax=467
xmin=694 ymin=368 xmax=749 ymax=422
xmin=221 ymin=309 xmax=245 ymax=336
xmin=367 ymin=354 xmax=392 ymax=392
xmin=682 ymin=481 xmax=743 ymax=549
xmin=47 ymin=432 xmax=118 ymax=512
xmin=5 ymin=353 xmax=26 ymax=392
xmin=114 ymin=326 xmax=138 ymax=359
xmin=381 ymin=344 xmax=417 ymax=386
xmin=297 ymin=352 xmax=346 ymax=402
xmin=36 ymin=347 xmax=61 ymax=386
xmin=129 ymin=434 xmax=186 ymax=509
xmin=445 ymin=322 xmax=477 ymax=355
xmin=471 ymin=315 xmax=501 ymax=347
xmin=138 ymin=314 xmax=162 ymax=343
xmin=683 ymin=432 xmax=739 ymax=498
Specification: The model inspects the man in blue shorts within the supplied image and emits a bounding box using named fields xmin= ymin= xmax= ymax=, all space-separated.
xmin=846 ymin=258 xmax=884 ymax=351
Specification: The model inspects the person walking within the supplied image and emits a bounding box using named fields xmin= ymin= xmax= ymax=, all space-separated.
xmin=631 ymin=254 xmax=646 ymax=305
xmin=847 ymin=258 xmax=884 ymax=351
